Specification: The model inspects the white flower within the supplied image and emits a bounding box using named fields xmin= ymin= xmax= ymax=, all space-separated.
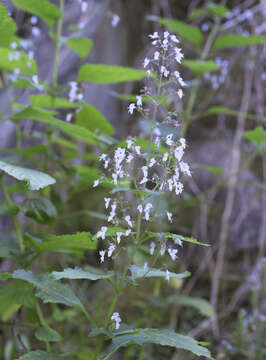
xmin=111 ymin=14 xmax=120 ymax=27
xmin=180 ymin=138 xmax=186 ymax=149
xmin=14 ymin=52 xmax=20 ymax=60
xmin=126 ymin=154 xmax=134 ymax=163
xmin=125 ymin=215 xmax=133 ymax=228
xmin=154 ymin=136 xmax=161 ymax=148
xmin=99 ymin=250 xmax=106 ymax=263
xmin=149 ymin=32 xmax=159 ymax=39
xmin=128 ymin=103 xmax=136 ymax=114
xmin=32 ymin=26 xmax=41 ymax=37
xmin=144 ymin=57 xmax=150 ymax=68
xmin=134 ymin=146 xmax=141 ymax=155
xmin=112 ymin=173 xmax=118 ymax=185
xmin=162 ymin=152 xmax=168 ymax=162
xmin=108 ymin=202 xmax=117 ymax=222
xmin=174 ymin=47 xmax=184 ymax=63
xmin=166 ymin=211 xmax=173 ymax=222
xmin=93 ymin=179 xmax=100 ymax=187
xmin=125 ymin=229 xmax=131 ymax=236
xmin=160 ymin=243 xmax=166 ymax=255
xmin=81 ymin=1 xmax=88 ymax=12
xmin=136 ymin=95 xmax=142 ymax=107
xmin=174 ymin=146 xmax=184 ymax=161
xmin=166 ymin=134 xmax=174 ymax=146
xmin=168 ymin=248 xmax=178 ymax=261
xmin=174 ymin=71 xmax=186 ymax=87
xmin=148 ymin=158 xmax=156 ymax=167
xmin=168 ymin=178 xmax=173 ymax=192
xmin=97 ymin=226 xmax=108 ymax=240
xmin=179 ymin=161 xmax=191 ymax=176
xmin=177 ymin=89 xmax=184 ymax=99
xmin=165 ymin=269 xmax=170 ymax=281
xmin=160 ymin=65 xmax=169 ymax=77
xmin=32 ymin=75 xmax=39 ymax=85
xmin=66 ymin=113 xmax=72 ymax=122
xmin=154 ymin=51 xmax=160 ymax=60
xmin=144 ymin=203 xmax=153 ymax=221
xmin=13 ymin=68 xmax=20 ymax=76
xmin=30 ymin=16 xmax=38 ymax=25
xmin=111 ymin=312 xmax=121 ymax=329
xmin=8 ymin=53 xmax=14 ymax=61
xmin=150 ymin=241 xmax=155 ymax=255
xmin=116 ymin=232 xmax=123 ymax=244
xmin=126 ymin=138 xmax=135 ymax=149
xmin=104 ymin=197 xmax=111 ymax=209
xmin=164 ymin=31 xmax=170 ymax=38
xmin=170 ymin=34 xmax=179 ymax=43
xmin=162 ymin=38 xmax=169 ymax=50
xmin=137 ymin=204 xmax=143 ymax=213
xmin=174 ymin=181 xmax=183 ymax=195
xmin=108 ymin=244 xmax=116 ymax=257
xmin=144 ymin=262 xmax=148 ymax=270
xmin=140 ymin=166 xmax=148 ymax=185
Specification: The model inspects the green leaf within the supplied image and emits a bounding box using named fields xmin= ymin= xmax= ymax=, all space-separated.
xmin=182 ymin=60 xmax=220 ymax=76
xmin=159 ymin=18 xmax=203 ymax=46
xmin=244 ymin=127 xmax=266 ymax=145
xmin=111 ymin=328 xmax=211 ymax=358
xmin=35 ymin=326 xmax=62 ymax=342
xmin=66 ymin=37 xmax=93 ymax=59
xmin=201 ymin=106 xmax=266 ymax=122
xmin=42 ymin=232 xmax=97 ymax=253
xmin=52 ymin=267 xmax=114 ymax=281
xmin=0 ymin=160 xmax=56 ymax=191
xmin=0 ymin=3 xmax=16 ymax=47
xmin=30 ymin=95 xmax=79 ymax=109
xmin=188 ymin=8 xmax=207 ymax=20
xmin=168 ymin=295 xmax=214 ymax=317
xmin=207 ymin=4 xmax=229 ymax=18
xmin=130 ymin=265 xmax=190 ymax=281
xmin=0 ymin=272 xmax=12 ymax=280
xmin=0 ymin=48 xmax=36 ymax=75
xmin=11 ymin=0 xmax=61 ymax=28
xmin=214 ymin=34 xmax=266 ymax=50
xmin=13 ymin=270 xmax=84 ymax=309
xmin=76 ymin=102 xmax=114 ymax=135
xmin=78 ymin=64 xmax=148 ymax=83
xmin=12 ymin=107 xmax=98 ymax=145
xmin=0 ymin=281 xmax=35 ymax=321
xmin=146 ymin=232 xmax=210 ymax=246
xmin=21 ymin=197 xmax=58 ymax=224
xmin=17 ymin=351 xmax=65 ymax=360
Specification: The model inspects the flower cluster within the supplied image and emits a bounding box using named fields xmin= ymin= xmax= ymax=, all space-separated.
xmin=94 ymin=31 xmax=190 ymax=283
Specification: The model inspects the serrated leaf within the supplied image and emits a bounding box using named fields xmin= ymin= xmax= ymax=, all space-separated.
xmin=13 ymin=270 xmax=84 ymax=309
xmin=214 ymin=34 xmax=266 ymax=50
xmin=0 ymin=281 xmax=35 ymax=321
xmin=182 ymin=60 xmax=220 ymax=76
xmin=159 ymin=18 xmax=203 ymax=46
xmin=21 ymin=197 xmax=58 ymax=224
xmin=168 ymin=295 xmax=214 ymax=317
xmin=77 ymin=102 xmax=114 ymax=135
xmin=78 ymin=64 xmax=148 ymax=83
xmin=0 ymin=48 xmax=36 ymax=75
xmin=0 ymin=3 xmax=16 ymax=47
xmin=43 ymin=232 xmax=97 ymax=253
xmin=0 ymin=160 xmax=56 ymax=191
xmin=129 ymin=265 xmax=190 ymax=281
xmin=30 ymin=95 xmax=79 ymax=109
xmin=244 ymin=127 xmax=266 ymax=145
xmin=207 ymin=4 xmax=229 ymax=18
xmin=11 ymin=0 xmax=61 ymax=27
xmin=17 ymin=351 xmax=65 ymax=360
xmin=52 ymin=267 xmax=114 ymax=281
xmin=12 ymin=106 xmax=98 ymax=145
xmin=35 ymin=326 xmax=62 ymax=342
xmin=111 ymin=328 xmax=211 ymax=358
xmin=66 ymin=37 xmax=93 ymax=59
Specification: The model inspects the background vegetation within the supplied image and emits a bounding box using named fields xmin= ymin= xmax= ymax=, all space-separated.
xmin=0 ymin=0 xmax=265 ymax=359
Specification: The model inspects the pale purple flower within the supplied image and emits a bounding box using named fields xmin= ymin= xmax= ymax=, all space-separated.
xmin=99 ymin=250 xmax=106 ymax=263
xmin=111 ymin=312 xmax=121 ymax=329
xmin=125 ymin=215 xmax=133 ymax=228
xmin=108 ymin=244 xmax=116 ymax=257
xmin=168 ymin=248 xmax=178 ymax=261
xmin=150 ymin=241 xmax=155 ymax=255
xmin=97 ymin=226 xmax=108 ymax=240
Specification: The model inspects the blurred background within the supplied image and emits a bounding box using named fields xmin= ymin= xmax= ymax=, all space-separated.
xmin=0 ymin=0 xmax=266 ymax=359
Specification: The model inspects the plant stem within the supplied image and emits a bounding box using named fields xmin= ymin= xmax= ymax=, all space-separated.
xmin=35 ymin=301 xmax=51 ymax=352
xmin=0 ymin=175 xmax=24 ymax=251
xmin=53 ymin=0 xmax=64 ymax=90
xmin=0 ymin=89 xmax=25 ymax=120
